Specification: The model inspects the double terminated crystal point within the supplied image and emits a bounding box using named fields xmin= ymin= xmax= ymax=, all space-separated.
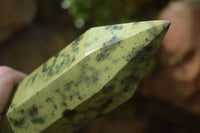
xmin=0 ymin=20 xmax=170 ymax=133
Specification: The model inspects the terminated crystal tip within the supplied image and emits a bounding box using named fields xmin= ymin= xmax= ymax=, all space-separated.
xmin=0 ymin=20 xmax=170 ymax=133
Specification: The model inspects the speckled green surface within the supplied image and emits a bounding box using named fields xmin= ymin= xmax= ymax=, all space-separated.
xmin=0 ymin=20 xmax=170 ymax=133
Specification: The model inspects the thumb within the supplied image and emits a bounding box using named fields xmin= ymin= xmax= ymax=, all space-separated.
xmin=0 ymin=66 xmax=26 ymax=119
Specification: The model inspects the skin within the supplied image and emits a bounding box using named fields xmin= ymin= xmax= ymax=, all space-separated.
xmin=0 ymin=66 xmax=26 ymax=120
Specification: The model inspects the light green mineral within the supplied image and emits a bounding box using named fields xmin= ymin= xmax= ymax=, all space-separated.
xmin=0 ymin=20 xmax=170 ymax=133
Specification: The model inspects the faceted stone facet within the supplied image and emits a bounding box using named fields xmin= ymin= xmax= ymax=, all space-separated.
xmin=0 ymin=20 xmax=170 ymax=133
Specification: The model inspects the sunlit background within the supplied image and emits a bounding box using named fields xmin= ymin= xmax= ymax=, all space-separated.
xmin=0 ymin=0 xmax=200 ymax=132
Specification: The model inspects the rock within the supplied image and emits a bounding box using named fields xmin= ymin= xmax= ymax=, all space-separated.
xmin=0 ymin=0 xmax=37 ymax=44
xmin=141 ymin=1 xmax=200 ymax=115
xmin=0 ymin=21 xmax=170 ymax=133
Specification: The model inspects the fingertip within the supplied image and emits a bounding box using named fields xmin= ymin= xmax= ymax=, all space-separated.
xmin=13 ymin=70 xmax=27 ymax=85
xmin=0 ymin=66 xmax=26 ymax=85
xmin=0 ymin=66 xmax=26 ymax=115
xmin=0 ymin=66 xmax=15 ymax=76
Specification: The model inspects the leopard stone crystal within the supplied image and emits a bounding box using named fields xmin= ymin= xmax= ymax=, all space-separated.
xmin=0 ymin=20 xmax=170 ymax=133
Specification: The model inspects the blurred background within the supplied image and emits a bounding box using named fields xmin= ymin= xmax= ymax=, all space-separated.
xmin=0 ymin=0 xmax=200 ymax=132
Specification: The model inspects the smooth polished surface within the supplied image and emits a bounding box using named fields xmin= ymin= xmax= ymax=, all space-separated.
xmin=0 ymin=20 xmax=170 ymax=133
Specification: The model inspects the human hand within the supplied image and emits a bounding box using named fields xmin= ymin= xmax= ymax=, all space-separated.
xmin=0 ymin=66 xmax=26 ymax=120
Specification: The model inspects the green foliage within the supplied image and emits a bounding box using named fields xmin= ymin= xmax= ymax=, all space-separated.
xmin=61 ymin=0 xmax=139 ymax=28
xmin=61 ymin=0 xmax=169 ymax=28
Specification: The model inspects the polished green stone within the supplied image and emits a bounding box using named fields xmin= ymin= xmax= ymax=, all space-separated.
xmin=0 ymin=20 xmax=170 ymax=133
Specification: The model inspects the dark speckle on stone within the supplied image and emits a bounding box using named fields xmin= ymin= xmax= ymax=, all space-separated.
xmin=31 ymin=117 xmax=45 ymax=124
xmin=71 ymin=35 xmax=83 ymax=47
xmin=131 ymin=47 xmax=136 ymax=53
xmin=86 ymin=42 xmax=92 ymax=47
xmin=55 ymin=54 xmax=74 ymax=74
xmin=28 ymin=105 xmax=38 ymax=117
xmin=70 ymin=96 xmax=73 ymax=101
xmin=113 ymin=25 xmax=118 ymax=29
xmin=105 ymin=25 xmax=123 ymax=30
xmin=123 ymin=86 xmax=131 ymax=93
xmin=126 ymin=53 xmax=134 ymax=62
xmin=112 ymin=59 xmax=119 ymax=64
xmin=31 ymin=73 xmax=37 ymax=84
xmin=47 ymin=69 xmax=54 ymax=76
xmin=105 ymin=25 xmax=112 ymax=30
xmin=132 ymin=22 xmax=139 ymax=26
xmin=88 ymin=68 xmax=99 ymax=83
xmin=54 ymin=104 xmax=58 ymax=110
xmin=62 ymin=102 xmax=68 ymax=107
xmin=71 ymin=55 xmax=76 ymax=62
xmin=42 ymin=63 xmax=48 ymax=73
xmin=55 ymin=89 xmax=59 ymax=93
xmin=19 ymin=109 xmax=25 ymax=114
xmin=100 ymin=99 xmax=113 ymax=111
xmin=74 ymin=83 xmax=78 ymax=87
xmin=12 ymin=118 xmax=25 ymax=128
xmin=60 ymin=53 xmax=65 ymax=57
xmin=51 ymin=112 xmax=55 ymax=116
xmin=72 ymin=47 xmax=79 ymax=53
xmin=63 ymin=81 xmax=74 ymax=91
xmin=59 ymin=92 xmax=67 ymax=101
xmin=46 ymin=97 xmax=54 ymax=102
xmin=102 ymin=36 xmax=119 ymax=47
xmin=78 ymin=96 xmax=82 ymax=100
xmin=54 ymin=51 xmax=60 ymax=58
xmin=121 ymin=75 xmax=134 ymax=85
xmin=41 ymin=56 xmax=58 ymax=77
xmin=119 ymin=26 xmax=123 ymax=30
xmin=62 ymin=110 xmax=77 ymax=119
xmin=96 ymin=52 xmax=110 ymax=62
xmin=103 ymin=84 xmax=115 ymax=93
xmin=147 ymin=26 xmax=158 ymax=37
xmin=96 ymin=44 xmax=117 ymax=62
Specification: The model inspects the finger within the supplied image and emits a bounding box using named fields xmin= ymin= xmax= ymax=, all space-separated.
xmin=0 ymin=66 xmax=26 ymax=117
